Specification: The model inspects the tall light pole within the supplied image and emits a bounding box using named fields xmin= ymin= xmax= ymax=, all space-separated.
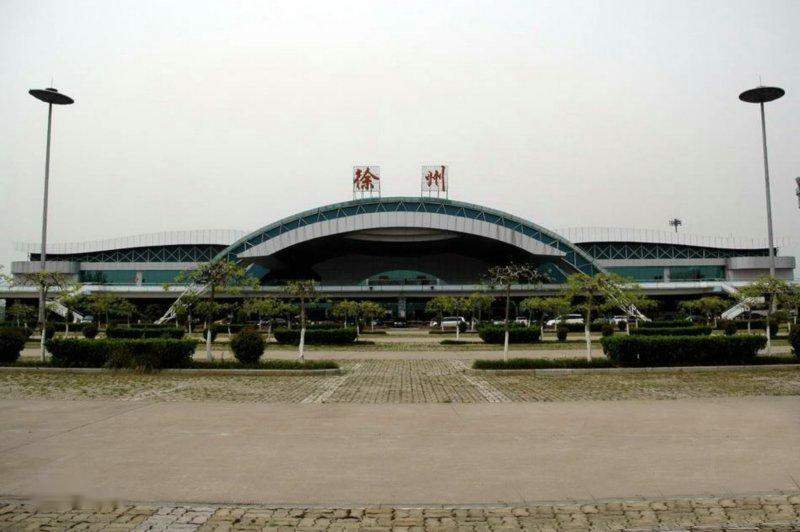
xmin=28 ymin=87 xmax=74 ymax=326
xmin=739 ymin=85 xmax=784 ymax=278
xmin=668 ymin=218 xmax=682 ymax=233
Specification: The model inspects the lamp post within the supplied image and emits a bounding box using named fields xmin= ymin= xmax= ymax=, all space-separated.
xmin=28 ymin=87 xmax=74 ymax=328
xmin=739 ymin=85 xmax=784 ymax=278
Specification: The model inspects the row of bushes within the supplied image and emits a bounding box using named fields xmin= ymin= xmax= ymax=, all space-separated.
xmin=477 ymin=325 xmax=541 ymax=343
xmin=629 ymin=326 xmax=712 ymax=337
xmin=272 ymin=327 xmax=358 ymax=345
xmin=600 ymin=335 xmax=768 ymax=366
xmin=105 ymin=325 xmax=185 ymax=339
xmin=46 ymin=338 xmax=196 ymax=370
xmin=473 ymin=357 xmax=613 ymax=370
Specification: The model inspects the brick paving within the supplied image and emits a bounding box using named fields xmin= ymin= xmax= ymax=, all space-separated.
xmin=0 ymin=362 xmax=798 ymax=404
xmin=1 ymin=493 xmax=799 ymax=530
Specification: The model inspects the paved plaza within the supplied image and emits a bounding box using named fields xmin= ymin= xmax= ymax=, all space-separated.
xmin=2 ymin=492 xmax=800 ymax=531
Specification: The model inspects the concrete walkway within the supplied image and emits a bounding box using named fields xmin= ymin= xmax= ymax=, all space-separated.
xmin=0 ymin=397 xmax=798 ymax=505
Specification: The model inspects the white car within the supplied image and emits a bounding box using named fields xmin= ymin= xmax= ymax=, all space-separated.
xmin=431 ymin=316 xmax=466 ymax=329
xmin=545 ymin=314 xmax=584 ymax=327
xmin=514 ymin=317 xmax=530 ymax=326
xmin=609 ymin=316 xmax=629 ymax=325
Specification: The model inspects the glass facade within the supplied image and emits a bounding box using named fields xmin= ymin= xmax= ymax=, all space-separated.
xmin=669 ymin=265 xmax=725 ymax=281
xmin=80 ymin=269 xmax=188 ymax=285
xmin=607 ymin=266 xmax=665 ymax=282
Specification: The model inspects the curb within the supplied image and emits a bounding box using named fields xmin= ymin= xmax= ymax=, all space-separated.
xmin=470 ymin=363 xmax=800 ymax=375
xmin=0 ymin=366 xmax=342 ymax=376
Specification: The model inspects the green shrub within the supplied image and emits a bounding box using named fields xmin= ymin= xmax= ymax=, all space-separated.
xmin=272 ymin=327 xmax=358 ymax=345
xmin=0 ymin=328 xmax=27 ymax=363
xmin=639 ymin=320 xmax=691 ymax=328
xmin=790 ymin=327 xmax=800 ymax=357
xmin=556 ymin=325 xmax=568 ymax=341
xmin=617 ymin=320 xmax=627 ymax=332
xmin=718 ymin=320 xmax=739 ymax=336
xmin=82 ymin=323 xmax=98 ymax=338
xmin=561 ymin=323 xmax=605 ymax=333
xmin=230 ymin=330 xmax=265 ymax=364
xmin=106 ymin=325 xmax=184 ymax=339
xmin=601 ymin=324 xmax=615 ymax=337
xmin=600 ymin=335 xmax=767 ymax=367
xmin=472 ymin=357 xmax=613 ymax=370
xmin=629 ymin=326 xmax=712 ymax=337
xmin=47 ymin=338 xmax=196 ymax=370
xmin=476 ymin=325 xmax=541 ymax=344
xmin=43 ymin=325 xmax=56 ymax=340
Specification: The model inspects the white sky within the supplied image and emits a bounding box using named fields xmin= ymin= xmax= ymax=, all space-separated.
xmin=1 ymin=0 xmax=799 ymax=273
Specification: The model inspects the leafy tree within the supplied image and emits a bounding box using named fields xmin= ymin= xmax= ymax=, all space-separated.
xmin=359 ymin=301 xmax=387 ymax=332
xmin=679 ymin=296 xmax=727 ymax=327
xmin=485 ymin=264 xmax=550 ymax=360
xmin=242 ymin=297 xmax=282 ymax=340
xmin=425 ymin=296 xmax=455 ymax=331
xmin=561 ymin=272 xmax=633 ymax=361
xmin=173 ymin=292 xmax=201 ymax=333
xmin=466 ymin=292 xmax=493 ymax=331
xmin=286 ymin=280 xmax=317 ymax=361
xmin=8 ymin=302 xmax=36 ymax=327
xmin=449 ymin=297 xmax=470 ymax=339
xmin=739 ymin=276 xmax=793 ymax=355
xmin=332 ymin=300 xmax=360 ymax=328
xmin=519 ymin=297 xmax=551 ymax=337
xmin=57 ymin=285 xmax=84 ymax=335
xmin=12 ymin=272 xmax=71 ymax=361
xmin=180 ymin=259 xmax=257 ymax=361
xmin=88 ymin=293 xmax=123 ymax=326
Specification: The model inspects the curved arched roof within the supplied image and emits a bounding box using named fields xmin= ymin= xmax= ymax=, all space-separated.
xmin=215 ymin=197 xmax=602 ymax=275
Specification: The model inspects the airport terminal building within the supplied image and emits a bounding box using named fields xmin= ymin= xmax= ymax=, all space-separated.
xmin=4 ymin=196 xmax=795 ymax=320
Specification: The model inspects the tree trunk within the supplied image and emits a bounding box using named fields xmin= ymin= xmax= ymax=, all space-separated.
xmin=503 ymin=286 xmax=511 ymax=361
xmin=298 ymin=298 xmax=306 ymax=361
xmin=188 ymin=312 xmax=192 ymax=334
xmin=206 ymin=286 xmax=215 ymax=361
xmin=625 ymin=319 xmax=630 ymax=335
xmin=584 ymin=305 xmax=592 ymax=362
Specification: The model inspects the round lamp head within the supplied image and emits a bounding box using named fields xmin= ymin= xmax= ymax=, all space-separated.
xmin=29 ymin=87 xmax=74 ymax=105
xmin=739 ymin=86 xmax=785 ymax=104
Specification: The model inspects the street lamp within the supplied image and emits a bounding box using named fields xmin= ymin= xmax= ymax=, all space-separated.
xmin=739 ymin=85 xmax=784 ymax=278
xmin=28 ymin=87 xmax=74 ymax=326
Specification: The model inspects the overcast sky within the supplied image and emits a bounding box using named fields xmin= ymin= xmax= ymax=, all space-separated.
xmin=1 ymin=0 xmax=799 ymax=274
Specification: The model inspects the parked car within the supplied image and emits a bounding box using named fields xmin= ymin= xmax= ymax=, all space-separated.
xmin=392 ymin=319 xmax=407 ymax=328
xmin=80 ymin=315 xmax=94 ymax=323
xmin=514 ymin=317 xmax=530 ymax=326
xmin=431 ymin=316 xmax=466 ymax=329
xmin=545 ymin=314 xmax=584 ymax=327
xmin=609 ymin=316 xmax=630 ymax=325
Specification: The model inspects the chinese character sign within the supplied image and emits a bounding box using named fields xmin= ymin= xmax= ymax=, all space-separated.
xmin=353 ymin=166 xmax=381 ymax=197
xmin=421 ymin=165 xmax=447 ymax=197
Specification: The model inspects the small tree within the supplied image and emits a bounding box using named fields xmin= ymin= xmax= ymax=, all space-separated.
xmin=8 ymin=302 xmax=36 ymax=327
xmin=243 ymin=297 xmax=282 ymax=340
xmin=12 ymin=272 xmax=71 ymax=361
xmin=466 ymin=292 xmax=493 ymax=331
xmin=88 ymin=293 xmax=123 ymax=327
xmin=114 ymin=299 xmax=137 ymax=327
xmin=562 ymin=272 xmax=631 ymax=361
xmin=425 ymin=296 xmax=454 ymax=331
xmin=332 ymin=300 xmax=359 ymax=327
xmin=286 ymin=280 xmax=317 ymax=361
xmin=449 ymin=297 xmax=469 ymax=340
xmin=739 ymin=276 xmax=792 ymax=356
xmin=57 ymin=285 xmax=84 ymax=335
xmin=778 ymin=285 xmax=800 ymax=333
xmin=519 ymin=297 xmax=550 ymax=338
xmin=180 ymin=259 xmax=257 ymax=361
xmin=485 ymin=264 xmax=550 ymax=361
xmin=359 ymin=301 xmax=387 ymax=332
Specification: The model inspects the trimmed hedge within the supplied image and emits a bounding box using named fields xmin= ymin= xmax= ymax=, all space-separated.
xmin=106 ymin=325 xmax=185 ymax=339
xmin=273 ymin=327 xmax=358 ymax=345
xmin=0 ymin=328 xmax=27 ymax=363
xmin=49 ymin=322 xmax=87 ymax=332
xmin=47 ymin=338 xmax=196 ymax=370
xmin=83 ymin=323 xmax=99 ymax=338
xmin=555 ymin=323 xmax=605 ymax=333
xmin=556 ymin=325 xmax=568 ymax=341
xmin=630 ymin=326 xmax=712 ymax=337
xmin=600 ymin=335 xmax=767 ymax=367
xmin=639 ymin=320 xmax=691 ymax=328
xmin=790 ymin=327 xmax=800 ymax=357
xmin=473 ymin=357 xmax=613 ymax=370
xmin=230 ymin=330 xmax=265 ymax=364
xmin=477 ymin=325 xmax=541 ymax=344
